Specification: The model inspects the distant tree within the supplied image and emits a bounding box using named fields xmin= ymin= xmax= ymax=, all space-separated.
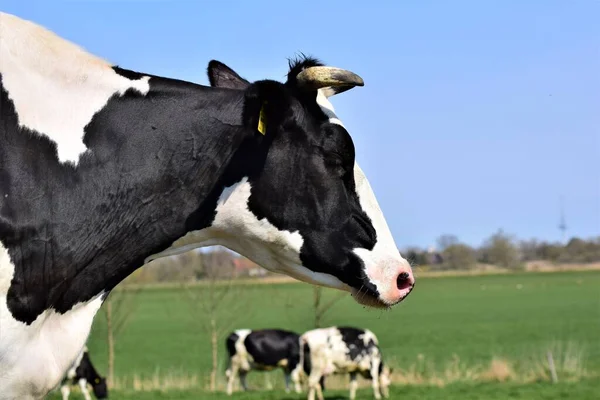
xmin=441 ymin=243 xmax=477 ymax=270
xmin=312 ymin=286 xmax=345 ymax=328
xmin=403 ymin=247 xmax=429 ymax=267
xmin=195 ymin=248 xmax=236 ymax=280
xmin=479 ymin=230 xmax=521 ymax=269
xmin=533 ymin=241 xmax=562 ymax=262
xmin=183 ymin=252 xmax=253 ymax=391
xmin=101 ymin=286 xmax=140 ymax=388
xmin=562 ymin=237 xmax=600 ymax=263
xmin=437 ymin=234 xmax=459 ymax=252
xmin=519 ymin=239 xmax=541 ymax=262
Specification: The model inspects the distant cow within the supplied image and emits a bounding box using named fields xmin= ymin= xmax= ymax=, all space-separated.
xmin=59 ymin=347 xmax=108 ymax=400
xmin=225 ymin=329 xmax=303 ymax=395
xmin=301 ymin=327 xmax=392 ymax=400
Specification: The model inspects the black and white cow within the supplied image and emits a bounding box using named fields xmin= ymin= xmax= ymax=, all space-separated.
xmin=225 ymin=329 xmax=303 ymax=395
xmin=301 ymin=327 xmax=392 ymax=400
xmin=0 ymin=12 xmax=414 ymax=399
xmin=59 ymin=347 xmax=108 ymax=400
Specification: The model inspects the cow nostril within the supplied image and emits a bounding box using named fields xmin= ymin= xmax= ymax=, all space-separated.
xmin=396 ymin=272 xmax=412 ymax=291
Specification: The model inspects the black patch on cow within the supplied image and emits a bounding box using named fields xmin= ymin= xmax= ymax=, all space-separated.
xmin=1 ymin=69 xmax=251 ymax=323
xmin=225 ymin=331 xmax=240 ymax=374
xmin=243 ymin=329 xmax=300 ymax=372
xmin=226 ymin=332 xmax=239 ymax=358
xmin=302 ymin=340 xmax=312 ymax=376
xmin=337 ymin=326 xmax=376 ymax=361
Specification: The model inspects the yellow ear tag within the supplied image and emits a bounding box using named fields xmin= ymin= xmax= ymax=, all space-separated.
xmin=257 ymin=102 xmax=267 ymax=135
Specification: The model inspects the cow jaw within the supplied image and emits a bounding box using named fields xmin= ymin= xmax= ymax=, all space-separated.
xmin=145 ymin=177 xmax=355 ymax=294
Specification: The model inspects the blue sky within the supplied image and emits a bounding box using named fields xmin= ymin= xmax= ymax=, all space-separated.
xmin=3 ymin=1 xmax=598 ymax=249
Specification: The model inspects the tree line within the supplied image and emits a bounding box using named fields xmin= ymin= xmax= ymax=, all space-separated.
xmin=404 ymin=231 xmax=600 ymax=271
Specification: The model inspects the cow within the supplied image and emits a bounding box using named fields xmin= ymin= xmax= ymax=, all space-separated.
xmin=225 ymin=329 xmax=303 ymax=395
xmin=0 ymin=12 xmax=415 ymax=399
xmin=59 ymin=347 xmax=108 ymax=400
xmin=301 ymin=327 xmax=392 ymax=400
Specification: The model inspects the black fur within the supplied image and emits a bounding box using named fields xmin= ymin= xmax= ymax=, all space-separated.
xmin=243 ymin=329 xmax=301 ymax=372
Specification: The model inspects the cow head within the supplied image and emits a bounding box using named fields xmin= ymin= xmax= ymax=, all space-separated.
xmin=91 ymin=376 xmax=108 ymax=399
xmin=161 ymin=56 xmax=414 ymax=309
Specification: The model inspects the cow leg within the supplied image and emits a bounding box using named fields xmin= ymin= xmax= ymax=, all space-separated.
xmin=78 ymin=378 xmax=92 ymax=400
xmin=226 ymin=362 xmax=238 ymax=395
xmin=60 ymin=384 xmax=70 ymax=400
xmin=349 ymin=372 xmax=358 ymax=400
xmin=308 ymin=372 xmax=324 ymax=400
xmin=284 ymin=370 xmax=292 ymax=393
xmin=316 ymin=380 xmax=324 ymax=400
xmin=239 ymin=370 xmax=249 ymax=391
xmin=380 ymin=379 xmax=390 ymax=399
xmin=370 ymin=361 xmax=382 ymax=400
xmin=290 ymin=366 xmax=303 ymax=393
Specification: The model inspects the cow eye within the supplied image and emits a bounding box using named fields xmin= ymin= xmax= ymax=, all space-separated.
xmin=325 ymin=152 xmax=344 ymax=166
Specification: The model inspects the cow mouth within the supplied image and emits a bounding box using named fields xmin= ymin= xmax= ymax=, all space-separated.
xmin=350 ymin=281 xmax=414 ymax=309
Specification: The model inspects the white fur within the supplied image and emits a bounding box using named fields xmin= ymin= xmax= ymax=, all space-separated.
xmin=226 ymin=329 xmax=251 ymax=395
xmin=359 ymin=329 xmax=379 ymax=347
xmin=66 ymin=346 xmax=87 ymax=380
xmin=0 ymin=12 xmax=150 ymax=165
xmin=1 ymin=242 xmax=104 ymax=400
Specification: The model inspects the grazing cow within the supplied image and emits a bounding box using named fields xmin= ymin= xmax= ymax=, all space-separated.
xmin=0 ymin=12 xmax=414 ymax=399
xmin=225 ymin=329 xmax=303 ymax=395
xmin=301 ymin=327 xmax=392 ymax=400
xmin=59 ymin=347 xmax=108 ymax=400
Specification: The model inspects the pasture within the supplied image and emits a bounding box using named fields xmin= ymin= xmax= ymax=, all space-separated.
xmin=51 ymin=270 xmax=600 ymax=399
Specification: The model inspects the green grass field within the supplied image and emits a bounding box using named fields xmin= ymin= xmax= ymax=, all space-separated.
xmin=49 ymin=270 xmax=600 ymax=399
xmin=49 ymin=380 xmax=600 ymax=400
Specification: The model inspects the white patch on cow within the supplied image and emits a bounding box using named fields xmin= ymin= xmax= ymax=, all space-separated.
xmin=302 ymin=327 xmax=388 ymax=400
xmin=316 ymin=88 xmax=414 ymax=306
xmin=0 ymin=241 xmax=14 ymax=295
xmin=144 ymin=177 xmax=353 ymax=293
xmin=316 ymin=90 xmax=346 ymax=128
xmin=66 ymin=347 xmax=87 ymax=380
xmin=0 ymin=12 xmax=150 ymax=165
xmin=233 ymin=329 xmax=253 ymax=368
xmin=359 ymin=329 xmax=379 ymax=347
xmin=0 ymin=243 xmax=104 ymax=400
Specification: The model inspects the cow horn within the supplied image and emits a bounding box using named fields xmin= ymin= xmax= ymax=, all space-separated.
xmin=296 ymin=66 xmax=364 ymax=91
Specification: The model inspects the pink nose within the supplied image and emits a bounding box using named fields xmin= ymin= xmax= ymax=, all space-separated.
xmin=385 ymin=269 xmax=415 ymax=304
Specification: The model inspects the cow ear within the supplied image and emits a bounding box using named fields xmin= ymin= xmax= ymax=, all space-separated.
xmin=207 ymin=60 xmax=250 ymax=90
xmin=242 ymin=80 xmax=290 ymax=137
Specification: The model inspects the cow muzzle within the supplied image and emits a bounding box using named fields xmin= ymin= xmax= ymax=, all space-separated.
xmin=352 ymin=261 xmax=415 ymax=308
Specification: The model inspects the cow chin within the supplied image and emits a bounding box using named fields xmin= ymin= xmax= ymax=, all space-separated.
xmin=350 ymin=287 xmax=391 ymax=309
